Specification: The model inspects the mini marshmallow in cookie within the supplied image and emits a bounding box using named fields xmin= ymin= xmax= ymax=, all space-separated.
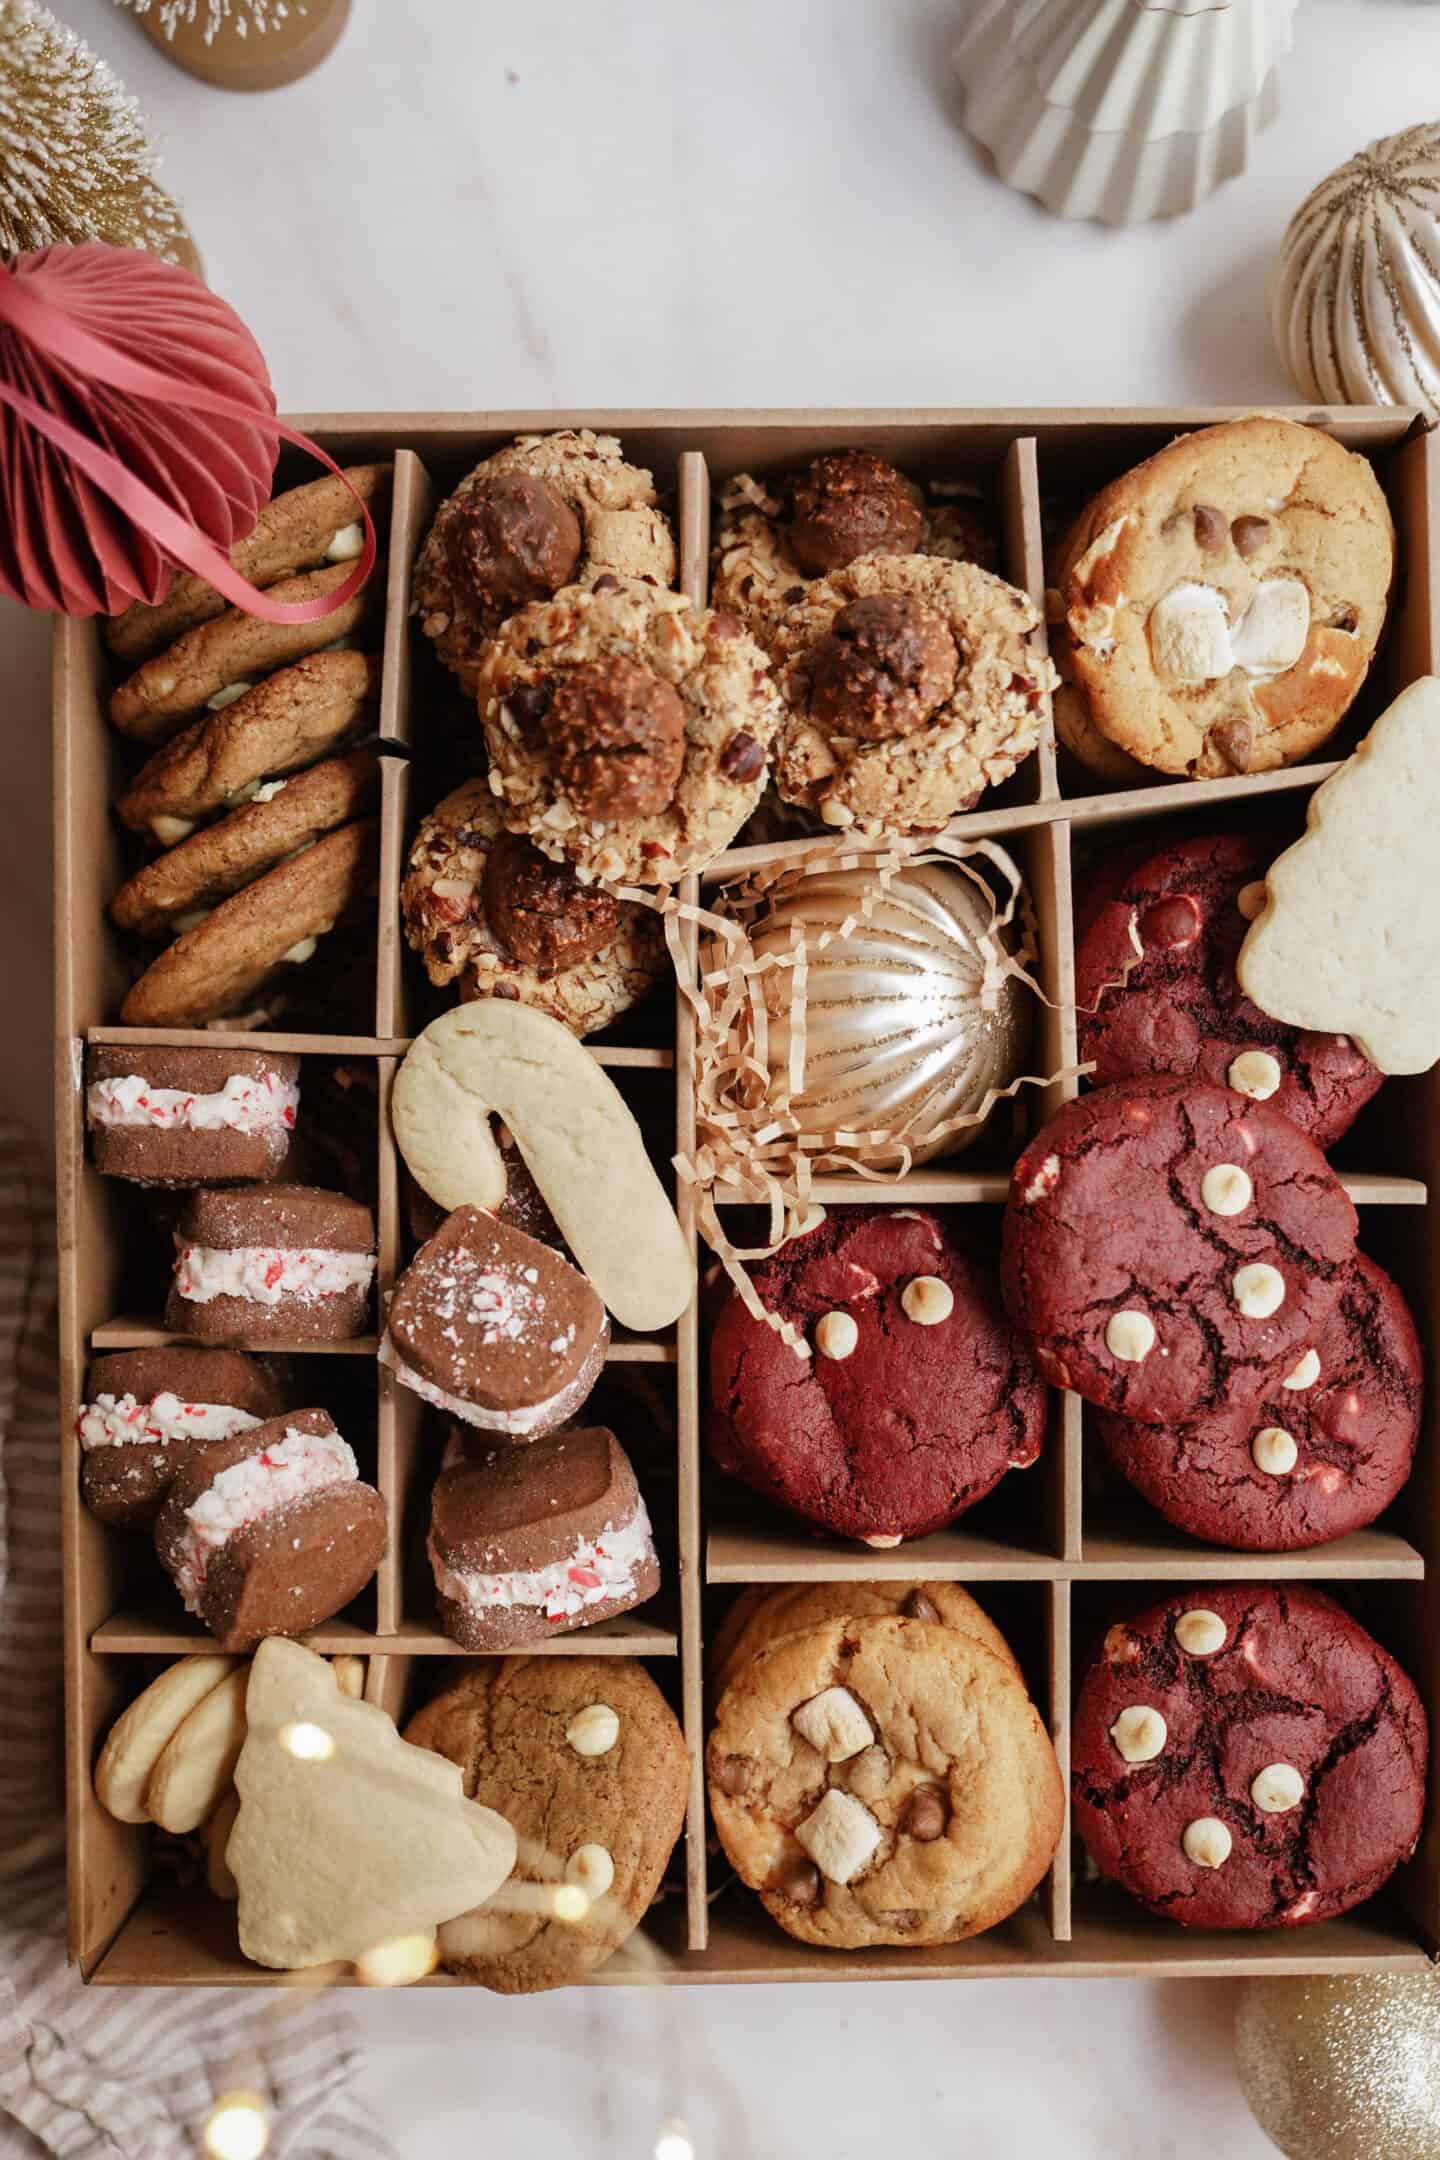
xmin=79 ymin=1347 xmax=285 ymax=1530
xmin=166 ymin=1184 xmax=377 ymax=1346
xmin=380 ymin=1208 xmax=608 ymax=1441
xmin=86 ymin=1045 xmax=301 ymax=1187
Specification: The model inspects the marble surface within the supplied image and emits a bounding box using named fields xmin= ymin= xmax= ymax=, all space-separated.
xmin=7 ymin=0 xmax=1439 ymax=2150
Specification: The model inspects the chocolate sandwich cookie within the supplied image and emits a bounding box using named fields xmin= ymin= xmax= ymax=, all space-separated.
xmin=110 ymin=749 xmax=380 ymax=938
xmin=86 ymin=1046 xmax=301 ymax=1186
xmin=1075 ymin=830 xmax=1384 ymax=1149
xmin=115 ymin=650 xmax=381 ymax=846
xmin=154 ymin=1407 xmax=386 ymax=1651
xmin=1002 ymin=1080 xmax=1359 ymax=1425
xmin=1099 ymin=1253 xmax=1422 ymax=1552
xmin=1072 ymin=1585 xmax=1428 ymax=1929
xmin=109 ymin=562 xmax=376 ymax=745
xmin=405 ymin=1654 xmax=690 ymax=1992
xmin=79 ymin=1347 xmax=285 ymax=1529
xmin=119 ymin=817 xmax=378 ymax=1028
xmin=428 ymin=1424 xmax=659 ymax=1649
xmin=402 ymin=778 xmax=666 ymax=1036
xmin=379 ymin=1207 xmax=607 ymax=1439
xmin=167 ymin=1184 xmax=377 ymax=1345
xmin=708 ymin=1206 xmax=1047 ymax=1544
xmin=105 ymin=464 xmax=392 ymax=667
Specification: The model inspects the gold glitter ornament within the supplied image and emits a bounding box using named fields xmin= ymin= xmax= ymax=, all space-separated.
xmin=0 ymin=0 xmax=192 ymax=260
xmin=1234 ymin=1973 xmax=1440 ymax=2160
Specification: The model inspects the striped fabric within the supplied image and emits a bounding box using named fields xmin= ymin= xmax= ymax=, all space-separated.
xmin=0 ymin=1119 xmax=397 ymax=2160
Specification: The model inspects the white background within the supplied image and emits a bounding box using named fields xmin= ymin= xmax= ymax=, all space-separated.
xmin=6 ymin=1 xmax=1438 ymax=2151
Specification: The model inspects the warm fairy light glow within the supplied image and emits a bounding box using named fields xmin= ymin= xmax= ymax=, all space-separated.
xmin=203 ymin=2091 xmax=270 ymax=2160
xmin=278 ymin=1721 xmax=334 ymax=1761
xmin=655 ymin=2122 xmax=695 ymax=2160
xmin=354 ymin=1932 xmax=440 ymax=1988
xmin=552 ymin=1884 xmax=590 ymax=1923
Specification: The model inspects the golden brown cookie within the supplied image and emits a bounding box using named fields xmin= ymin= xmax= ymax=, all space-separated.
xmin=405 ymin=1655 xmax=690 ymax=1992
xmin=1056 ymin=418 xmax=1394 ymax=780
xmin=708 ymin=1580 xmax=1021 ymax=1709
xmin=707 ymin=1614 xmax=1063 ymax=1951
xmin=414 ymin=430 xmax=676 ymax=696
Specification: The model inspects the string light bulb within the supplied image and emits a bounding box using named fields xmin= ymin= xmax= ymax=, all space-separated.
xmin=551 ymin=1884 xmax=590 ymax=1923
xmin=277 ymin=1721 xmax=334 ymax=1761
xmin=203 ymin=2090 xmax=270 ymax=2160
xmin=353 ymin=1932 xmax=439 ymax=1988
xmin=655 ymin=2121 xmax=695 ymax=2160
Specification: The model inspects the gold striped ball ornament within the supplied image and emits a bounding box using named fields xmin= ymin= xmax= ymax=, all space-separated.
xmin=1235 ymin=1973 xmax=1440 ymax=2160
xmin=1273 ymin=123 xmax=1440 ymax=419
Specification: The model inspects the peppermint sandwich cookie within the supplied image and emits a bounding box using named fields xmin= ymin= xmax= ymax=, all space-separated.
xmin=428 ymin=1425 xmax=660 ymax=1650
xmin=86 ymin=1047 xmax=301 ymax=1186
xmin=379 ymin=1207 xmax=607 ymax=1439
xmin=154 ymin=1408 xmax=386 ymax=1652
xmin=79 ymin=1347 xmax=284 ymax=1530
xmin=167 ymin=1185 xmax=377 ymax=1345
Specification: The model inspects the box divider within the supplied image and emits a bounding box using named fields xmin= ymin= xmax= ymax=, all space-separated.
xmin=376 ymin=449 xmax=437 ymax=1040
xmin=1046 ymin=1578 xmax=1072 ymax=1942
xmin=999 ymin=436 xmax=1057 ymax=805
xmin=375 ymin=1054 xmax=401 ymax=1634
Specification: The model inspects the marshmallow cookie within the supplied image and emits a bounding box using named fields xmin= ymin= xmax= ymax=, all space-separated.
xmin=154 ymin=1408 xmax=386 ymax=1650
xmin=709 ymin=1580 xmax=1022 ymax=1709
xmin=707 ymin=1614 xmax=1063 ymax=1951
xmin=478 ymin=579 xmax=781 ymax=886
xmin=85 ymin=1046 xmax=301 ymax=1185
xmin=167 ymin=1185 xmax=377 ymax=1344
xmin=712 ymin=449 xmax=999 ymax=650
xmin=401 ymin=778 xmax=665 ymax=1034
xmin=79 ymin=1347 xmax=284 ymax=1530
xmin=768 ymin=555 xmax=1055 ymax=833
xmin=405 ymin=1654 xmax=689 ymax=1992
xmin=1055 ymin=417 xmax=1394 ymax=780
xmin=1002 ymin=1081 xmax=1359 ymax=1425
xmin=413 ymin=429 xmax=676 ymax=697
xmin=379 ymin=1208 xmax=608 ymax=1440
xmin=428 ymin=1425 xmax=660 ymax=1649
xmin=1072 ymin=1586 xmax=1427 ymax=1929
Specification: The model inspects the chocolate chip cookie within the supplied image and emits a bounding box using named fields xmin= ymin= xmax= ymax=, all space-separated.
xmin=708 ymin=1614 xmax=1063 ymax=1950
xmin=414 ymin=430 xmax=676 ymax=696
xmin=1072 ymin=1586 xmax=1427 ymax=1929
xmin=405 ymin=1655 xmax=690 ymax=1992
xmin=708 ymin=1580 xmax=1021 ymax=1709
xmin=1055 ymin=417 xmax=1394 ymax=779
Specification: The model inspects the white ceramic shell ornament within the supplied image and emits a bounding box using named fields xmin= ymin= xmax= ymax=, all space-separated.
xmin=1273 ymin=125 xmax=1440 ymax=420
xmin=748 ymin=861 xmax=1031 ymax=1163
xmin=952 ymin=0 xmax=1298 ymax=226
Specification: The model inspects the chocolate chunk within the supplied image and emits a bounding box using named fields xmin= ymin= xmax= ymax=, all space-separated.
xmin=903 ymin=1785 xmax=948 ymax=1842
xmin=778 ymin=1855 xmax=822 ymax=1907
xmin=810 ymin=593 xmax=958 ymax=742
xmin=903 ymin=1589 xmax=940 ymax=1623
xmin=783 ymin=585 xmax=807 ymax=604
xmin=1231 ymin=515 xmax=1271 ymax=558
xmin=788 ymin=451 xmax=924 ymax=577
xmin=483 ymin=828 xmax=618 ymax=973
xmin=1193 ymin=505 xmax=1228 ymax=552
xmin=718 ymin=730 xmax=766 ymax=783
xmin=446 ymin=472 xmax=582 ymax=611
xmin=549 ymin=656 xmax=686 ymax=820
xmin=712 ymin=1752 xmax=753 ymax=1796
xmin=506 ymin=678 xmax=554 ymax=731
xmin=1333 ymin=605 xmax=1359 ymax=635
xmin=1209 ymin=717 xmax=1254 ymax=773
xmin=492 ymin=980 xmax=520 ymax=999
xmin=589 ymin=573 xmax=622 ymax=594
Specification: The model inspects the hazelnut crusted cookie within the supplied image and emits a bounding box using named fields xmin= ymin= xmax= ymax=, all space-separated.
xmin=413 ymin=430 xmax=677 ymax=697
xmin=401 ymin=777 xmax=665 ymax=1035
xmin=1055 ymin=417 xmax=1395 ymax=780
xmin=770 ymin=555 xmax=1055 ymax=832
xmin=479 ymin=579 xmax=781 ymax=886
xmin=708 ymin=1614 xmax=1063 ymax=1951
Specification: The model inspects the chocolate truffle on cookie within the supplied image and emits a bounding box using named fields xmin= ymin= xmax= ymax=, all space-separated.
xmin=708 ymin=1206 xmax=1047 ymax=1544
xmin=85 ymin=1047 xmax=301 ymax=1186
xmin=1072 ymin=1585 xmax=1428 ymax=1928
xmin=1075 ymin=829 xmax=1383 ymax=1148
xmin=414 ymin=430 xmax=677 ymax=696
xmin=401 ymin=777 xmax=665 ymax=1035
xmin=478 ymin=579 xmax=781 ymax=886
xmin=1055 ymin=417 xmax=1394 ymax=779
xmin=78 ymin=1347 xmax=284 ymax=1530
xmin=154 ymin=1408 xmax=386 ymax=1652
xmin=1099 ymin=1254 xmax=1421 ymax=1551
xmin=770 ymin=555 xmax=1055 ymax=832
xmin=405 ymin=1654 xmax=690 ymax=1993
xmin=1002 ymin=1080 xmax=1358 ymax=1425
xmin=428 ymin=1425 xmax=659 ymax=1649
xmin=167 ymin=1185 xmax=377 ymax=1344
xmin=379 ymin=1207 xmax=607 ymax=1439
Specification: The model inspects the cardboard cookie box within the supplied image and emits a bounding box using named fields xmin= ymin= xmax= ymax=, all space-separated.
xmin=55 ymin=410 xmax=1440 ymax=1985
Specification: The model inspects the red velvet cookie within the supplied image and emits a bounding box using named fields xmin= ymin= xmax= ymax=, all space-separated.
xmin=1099 ymin=1254 xmax=1422 ymax=1551
xmin=1074 ymin=831 xmax=1383 ymax=1149
xmin=707 ymin=1206 xmax=1046 ymax=1545
xmin=1002 ymin=1081 xmax=1358 ymax=1425
xmin=1072 ymin=1585 xmax=1427 ymax=1930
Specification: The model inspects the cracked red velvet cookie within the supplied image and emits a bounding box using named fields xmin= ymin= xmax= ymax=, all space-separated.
xmin=1002 ymin=1080 xmax=1358 ymax=1425
xmin=1072 ymin=1585 xmax=1427 ymax=1930
xmin=707 ymin=1206 xmax=1046 ymax=1545
xmin=1075 ymin=830 xmax=1384 ymax=1149
xmin=1098 ymin=1253 xmax=1421 ymax=1552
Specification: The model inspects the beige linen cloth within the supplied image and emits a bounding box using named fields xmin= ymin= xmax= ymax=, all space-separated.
xmin=0 ymin=1118 xmax=397 ymax=2159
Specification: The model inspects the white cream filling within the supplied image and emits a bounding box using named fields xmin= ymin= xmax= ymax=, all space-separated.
xmin=377 ymin=1331 xmax=603 ymax=1439
xmin=429 ymin=1500 xmax=653 ymax=1622
xmin=173 ymin=1241 xmax=375 ymax=1308
xmin=77 ymin=1392 xmax=261 ymax=1452
xmin=88 ymin=1069 xmax=299 ymax=1138
xmin=174 ymin=1425 xmax=357 ymax=1610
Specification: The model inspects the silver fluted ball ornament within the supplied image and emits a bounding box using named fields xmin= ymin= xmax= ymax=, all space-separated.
xmin=1273 ymin=123 xmax=1440 ymax=418
xmin=1235 ymin=1973 xmax=1440 ymax=2160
